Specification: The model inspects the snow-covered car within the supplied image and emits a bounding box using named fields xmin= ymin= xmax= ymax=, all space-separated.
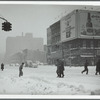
xmin=32 ymin=63 xmax=38 ymax=68
xmin=9 ymin=63 xmax=15 ymax=66
xmin=15 ymin=63 xmax=19 ymax=66
xmin=25 ymin=60 xmax=38 ymax=68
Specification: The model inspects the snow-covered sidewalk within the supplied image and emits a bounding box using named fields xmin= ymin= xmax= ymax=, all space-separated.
xmin=0 ymin=65 xmax=100 ymax=95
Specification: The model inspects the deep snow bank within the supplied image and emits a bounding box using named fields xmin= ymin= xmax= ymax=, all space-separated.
xmin=0 ymin=65 xmax=100 ymax=95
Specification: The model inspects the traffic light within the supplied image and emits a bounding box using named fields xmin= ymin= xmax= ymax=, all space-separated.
xmin=2 ymin=22 xmax=6 ymax=31
xmin=2 ymin=22 xmax=12 ymax=31
xmin=6 ymin=22 xmax=12 ymax=31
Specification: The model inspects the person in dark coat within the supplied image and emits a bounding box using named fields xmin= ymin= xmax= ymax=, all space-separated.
xmin=1 ymin=63 xmax=4 ymax=71
xmin=95 ymin=59 xmax=100 ymax=75
xmin=55 ymin=59 xmax=65 ymax=78
xmin=19 ymin=62 xmax=24 ymax=77
xmin=59 ymin=59 xmax=65 ymax=78
xmin=55 ymin=59 xmax=61 ymax=78
xmin=81 ymin=60 xmax=89 ymax=74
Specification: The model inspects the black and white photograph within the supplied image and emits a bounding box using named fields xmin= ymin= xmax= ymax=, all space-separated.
xmin=0 ymin=1 xmax=100 ymax=97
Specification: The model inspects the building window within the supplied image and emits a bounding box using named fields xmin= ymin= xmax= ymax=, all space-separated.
xmin=94 ymin=40 xmax=98 ymax=48
xmin=86 ymin=40 xmax=91 ymax=48
xmin=82 ymin=40 xmax=86 ymax=48
xmin=90 ymin=41 xmax=93 ymax=48
xmin=66 ymin=31 xmax=71 ymax=38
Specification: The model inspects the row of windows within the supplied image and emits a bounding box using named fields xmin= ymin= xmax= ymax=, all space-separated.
xmin=50 ymin=40 xmax=100 ymax=52
xmin=82 ymin=40 xmax=100 ymax=47
xmin=62 ymin=40 xmax=100 ymax=49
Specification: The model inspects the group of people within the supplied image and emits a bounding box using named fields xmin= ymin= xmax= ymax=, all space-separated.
xmin=81 ymin=59 xmax=100 ymax=75
xmin=1 ymin=59 xmax=100 ymax=78
xmin=55 ymin=59 xmax=65 ymax=78
xmin=55 ymin=58 xmax=100 ymax=78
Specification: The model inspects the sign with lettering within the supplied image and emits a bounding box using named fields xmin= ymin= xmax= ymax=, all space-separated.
xmin=60 ymin=13 xmax=76 ymax=41
xmin=79 ymin=11 xmax=100 ymax=37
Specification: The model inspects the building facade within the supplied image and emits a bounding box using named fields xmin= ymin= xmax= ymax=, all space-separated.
xmin=6 ymin=49 xmax=47 ymax=64
xmin=6 ymin=33 xmax=43 ymax=57
xmin=47 ymin=9 xmax=100 ymax=66
xmin=5 ymin=33 xmax=44 ymax=63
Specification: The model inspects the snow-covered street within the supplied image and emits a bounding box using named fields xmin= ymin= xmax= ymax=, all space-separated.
xmin=0 ymin=64 xmax=100 ymax=95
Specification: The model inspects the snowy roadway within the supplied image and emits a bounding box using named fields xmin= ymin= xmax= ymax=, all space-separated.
xmin=0 ymin=65 xmax=100 ymax=95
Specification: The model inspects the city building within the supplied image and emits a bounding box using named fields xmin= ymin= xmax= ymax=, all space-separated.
xmin=47 ymin=9 xmax=100 ymax=66
xmin=5 ymin=33 xmax=44 ymax=63
xmin=44 ymin=45 xmax=47 ymax=52
xmin=6 ymin=49 xmax=47 ymax=64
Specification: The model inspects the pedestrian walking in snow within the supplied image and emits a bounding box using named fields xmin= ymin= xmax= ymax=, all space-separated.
xmin=1 ymin=63 xmax=4 ymax=71
xmin=19 ymin=62 xmax=24 ymax=77
xmin=95 ymin=59 xmax=100 ymax=75
xmin=81 ymin=60 xmax=89 ymax=74
xmin=55 ymin=59 xmax=61 ymax=78
xmin=55 ymin=59 xmax=65 ymax=78
xmin=59 ymin=59 xmax=65 ymax=78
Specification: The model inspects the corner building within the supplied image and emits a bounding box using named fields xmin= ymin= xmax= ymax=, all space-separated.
xmin=47 ymin=9 xmax=100 ymax=66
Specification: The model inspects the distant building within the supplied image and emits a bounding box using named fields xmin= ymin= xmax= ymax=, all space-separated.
xmin=47 ymin=9 xmax=100 ymax=66
xmin=44 ymin=45 xmax=47 ymax=52
xmin=7 ymin=49 xmax=46 ymax=64
xmin=5 ymin=33 xmax=44 ymax=63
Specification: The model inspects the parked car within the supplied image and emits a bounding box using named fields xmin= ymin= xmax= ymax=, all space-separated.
xmin=25 ymin=60 xmax=38 ymax=68
xmin=9 ymin=63 xmax=15 ymax=66
xmin=15 ymin=63 xmax=19 ymax=66
xmin=32 ymin=63 xmax=38 ymax=68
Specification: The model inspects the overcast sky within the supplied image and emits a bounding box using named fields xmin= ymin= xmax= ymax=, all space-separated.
xmin=0 ymin=3 xmax=100 ymax=54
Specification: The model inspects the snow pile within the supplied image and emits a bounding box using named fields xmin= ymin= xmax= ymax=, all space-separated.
xmin=0 ymin=65 xmax=100 ymax=95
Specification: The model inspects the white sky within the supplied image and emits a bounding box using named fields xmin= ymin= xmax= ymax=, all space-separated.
xmin=0 ymin=2 xmax=100 ymax=53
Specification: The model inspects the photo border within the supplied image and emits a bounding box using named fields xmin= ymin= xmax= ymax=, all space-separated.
xmin=0 ymin=1 xmax=100 ymax=99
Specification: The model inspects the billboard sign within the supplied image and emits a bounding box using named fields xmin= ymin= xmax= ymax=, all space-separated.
xmin=79 ymin=11 xmax=100 ymax=37
xmin=60 ymin=13 xmax=76 ymax=42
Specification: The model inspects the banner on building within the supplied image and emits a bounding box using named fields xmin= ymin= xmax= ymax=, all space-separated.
xmin=79 ymin=11 xmax=100 ymax=37
xmin=60 ymin=12 xmax=76 ymax=42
